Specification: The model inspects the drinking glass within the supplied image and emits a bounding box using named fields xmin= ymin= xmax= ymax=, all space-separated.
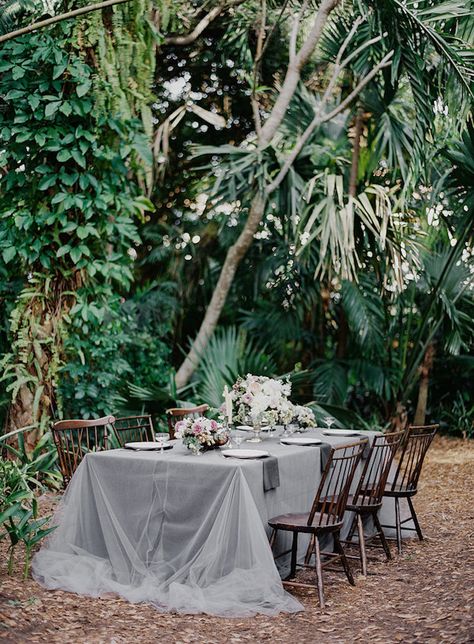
xmin=282 ymin=424 xmax=295 ymax=438
xmin=233 ymin=431 xmax=244 ymax=448
xmin=155 ymin=432 xmax=170 ymax=454
xmin=247 ymin=414 xmax=263 ymax=443
xmin=324 ymin=416 xmax=335 ymax=431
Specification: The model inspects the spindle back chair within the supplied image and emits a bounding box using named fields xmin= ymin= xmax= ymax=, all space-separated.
xmin=166 ymin=404 xmax=209 ymax=439
xmin=344 ymin=431 xmax=403 ymax=574
xmin=52 ymin=416 xmax=114 ymax=488
xmin=112 ymin=415 xmax=155 ymax=447
xmin=268 ymin=439 xmax=367 ymax=607
xmin=382 ymin=424 xmax=438 ymax=553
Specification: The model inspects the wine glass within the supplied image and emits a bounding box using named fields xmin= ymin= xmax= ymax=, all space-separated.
xmin=233 ymin=431 xmax=244 ymax=448
xmin=155 ymin=432 xmax=170 ymax=454
xmin=324 ymin=416 xmax=335 ymax=431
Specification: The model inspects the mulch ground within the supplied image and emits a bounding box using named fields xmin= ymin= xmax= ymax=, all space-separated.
xmin=1 ymin=436 xmax=473 ymax=643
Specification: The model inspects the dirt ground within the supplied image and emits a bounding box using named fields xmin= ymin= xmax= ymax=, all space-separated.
xmin=1 ymin=436 xmax=473 ymax=644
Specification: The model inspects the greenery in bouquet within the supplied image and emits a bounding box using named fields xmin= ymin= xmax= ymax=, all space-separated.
xmin=229 ymin=375 xmax=293 ymax=425
xmin=174 ymin=416 xmax=228 ymax=454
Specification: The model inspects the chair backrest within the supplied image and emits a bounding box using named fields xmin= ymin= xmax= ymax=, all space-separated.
xmin=308 ymin=439 xmax=367 ymax=528
xmin=389 ymin=424 xmax=438 ymax=492
xmin=113 ymin=415 xmax=155 ymax=447
xmin=352 ymin=431 xmax=403 ymax=507
xmin=166 ymin=404 xmax=209 ymax=439
xmin=52 ymin=416 xmax=114 ymax=487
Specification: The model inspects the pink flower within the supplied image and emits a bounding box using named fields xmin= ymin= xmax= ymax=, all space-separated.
xmin=192 ymin=421 xmax=203 ymax=434
xmin=210 ymin=419 xmax=218 ymax=431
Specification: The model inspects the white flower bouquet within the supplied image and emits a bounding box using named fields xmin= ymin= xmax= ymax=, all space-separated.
xmin=227 ymin=374 xmax=293 ymax=425
xmin=174 ymin=416 xmax=229 ymax=454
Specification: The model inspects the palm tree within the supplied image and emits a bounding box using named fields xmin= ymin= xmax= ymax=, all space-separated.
xmin=173 ymin=0 xmax=474 ymax=386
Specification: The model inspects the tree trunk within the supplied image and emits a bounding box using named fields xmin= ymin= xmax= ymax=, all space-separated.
xmin=413 ymin=343 xmax=435 ymax=426
xmin=175 ymin=0 xmax=340 ymax=387
xmin=348 ymin=106 xmax=364 ymax=198
xmin=174 ymin=192 xmax=266 ymax=388
xmin=389 ymin=401 xmax=408 ymax=433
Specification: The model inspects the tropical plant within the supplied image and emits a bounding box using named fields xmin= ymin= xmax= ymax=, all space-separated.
xmin=0 ymin=452 xmax=55 ymax=577
xmin=172 ymin=0 xmax=474 ymax=387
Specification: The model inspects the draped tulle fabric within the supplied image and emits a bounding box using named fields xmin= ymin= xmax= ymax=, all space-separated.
xmin=32 ymin=450 xmax=303 ymax=616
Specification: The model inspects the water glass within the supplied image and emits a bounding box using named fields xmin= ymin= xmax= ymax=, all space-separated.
xmin=155 ymin=432 xmax=170 ymax=454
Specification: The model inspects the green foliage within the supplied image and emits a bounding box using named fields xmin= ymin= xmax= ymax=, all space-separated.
xmin=58 ymin=292 xmax=173 ymax=418
xmin=193 ymin=326 xmax=278 ymax=408
xmin=0 ymin=30 xmax=147 ymax=281
xmin=0 ymin=26 xmax=153 ymax=430
xmin=0 ymin=454 xmax=55 ymax=577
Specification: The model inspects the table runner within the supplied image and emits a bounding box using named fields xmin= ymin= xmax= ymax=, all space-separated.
xmin=32 ymin=430 xmax=387 ymax=617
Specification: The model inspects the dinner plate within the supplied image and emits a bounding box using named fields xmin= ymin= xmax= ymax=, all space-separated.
xmin=280 ymin=437 xmax=322 ymax=446
xmin=124 ymin=441 xmax=173 ymax=451
xmin=221 ymin=449 xmax=269 ymax=459
xmin=235 ymin=425 xmax=271 ymax=432
xmin=322 ymin=430 xmax=361 ymax=437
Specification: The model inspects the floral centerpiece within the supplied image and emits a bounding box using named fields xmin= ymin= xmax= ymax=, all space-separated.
xmin=174 ymin=416 xmax=228 ymax=454
xmin=292 ymin=405 xmax=316 ymax=429
xmin=226 ymin=374 xmax=293 ymax=425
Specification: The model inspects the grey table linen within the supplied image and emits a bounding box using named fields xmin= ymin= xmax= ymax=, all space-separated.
xmin=33 ymin=429 xmax=394 ymax=617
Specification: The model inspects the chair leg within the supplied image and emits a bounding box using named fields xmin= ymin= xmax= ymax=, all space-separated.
xmin=314 ymin=535 xmax=325 ymax=608
xmin=304 ymin=534 xmax=315 ymax=565
xmin=269 ymin=528 xmax=277 ymax=549
xmin=394 ymin=497 xmax=402 ymax=555
xmin=346 ymin=513 xmax=357 ymax=543
xmin=407 ymin=496 xmax=424 ymax=541
xmin=373 ymin=513 xmax=392 ymax=561
xmin=334 ymin=532 xmax=355 ymax=586
xmin=287 ymin=531 xmax=298 ymax=580
xmin=356 ymin=514 xmax=368 ymax=576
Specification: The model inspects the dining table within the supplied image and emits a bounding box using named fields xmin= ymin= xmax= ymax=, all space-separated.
xmin=32 ymin=428 xmax=404 ymax=617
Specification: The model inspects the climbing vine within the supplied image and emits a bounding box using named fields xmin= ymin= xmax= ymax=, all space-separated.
xmin=0 ymin=21 xmax=154 ymax=443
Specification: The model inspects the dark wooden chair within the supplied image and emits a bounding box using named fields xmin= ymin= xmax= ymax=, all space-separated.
xmin=268 ymin=439 xmax=367 ymax=607
xmin=52 ymin=416 xmax=115 ymax=488
xmin=343 ymin=431 xmax=403 ymax=575
xmin=166 ymin=404 xmax=209 ymax=439
xmin=381 ymin=424 xmax=438 ymax=553
xmin=112 ymin=415 xmax=155 ymax=447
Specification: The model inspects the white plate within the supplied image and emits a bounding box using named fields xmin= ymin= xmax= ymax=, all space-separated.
xmin=124 ymin=441 xmax=173 ymax=451
xmin=280 ymin=437 xmax=322 ymax=446
xmin=221 ymin=449 xmax=269 ymax=459
xmin=322 ymin=430 xmax=361 ymax=437
xmin=236 ymin=425 xmax=271 ymax=432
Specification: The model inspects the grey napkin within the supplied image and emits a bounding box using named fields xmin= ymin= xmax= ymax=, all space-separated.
xmin=320 ymin=442 xmax=333 ymax=472
xmin=263 ymin=455 xmax=280 ymax=492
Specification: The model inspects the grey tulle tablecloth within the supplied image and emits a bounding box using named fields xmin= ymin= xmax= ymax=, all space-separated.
xmin=32 ymin=430 xmax=382 ymax=617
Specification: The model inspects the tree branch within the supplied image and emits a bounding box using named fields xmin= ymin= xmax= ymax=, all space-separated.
xmin=266 ymin=51 xmax=394 ymax=194
xmin=0 ymin=0 xmax=131 ymax=45
xmin=251 ymin=0 xmax=267 ymax=138
xmin=259 ymin=0 xmax=340 ymax=147
xmin=164 ymin=0 xmax=245 ymax=46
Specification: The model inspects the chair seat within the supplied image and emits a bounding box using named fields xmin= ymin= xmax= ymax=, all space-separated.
xmin=268 ymin=512 xmax=343 ymax=534
xmin=383 ymin=483 xmax=417 ymax=497
xmin=346 ymin=494 xmax=382 ymax=512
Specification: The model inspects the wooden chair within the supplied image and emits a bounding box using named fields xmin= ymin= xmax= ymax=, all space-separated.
xmin=112 ymin=415 xmax=155 ymax=447
xmin=381 ymin=424 xmax=438 ymax=553
xmin=268 ymin=439 xmax=367 ymax=608
xmin=166 ymin=404 xmax=209 ymax=439
xmin=343 ymin=431 xmax=403 ymax=575
xmin=52 ymin=416 xmax=114 ymax=488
